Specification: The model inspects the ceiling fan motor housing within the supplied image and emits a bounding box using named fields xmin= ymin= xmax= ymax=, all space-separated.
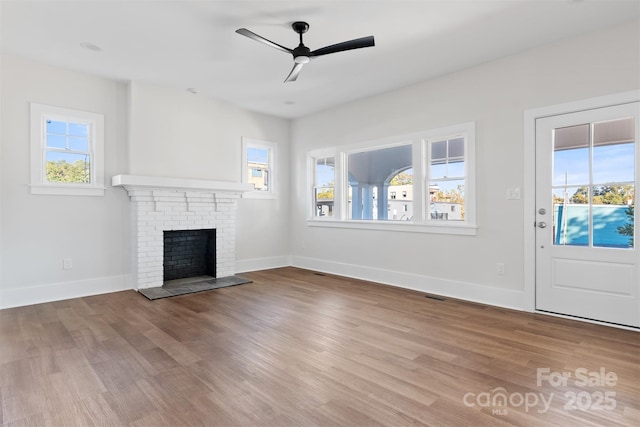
xmin=293 ymin=46 xmax=311 ymax=63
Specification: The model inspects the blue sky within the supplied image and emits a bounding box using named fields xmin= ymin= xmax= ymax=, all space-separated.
xmin=554 ymin=142 xmax=635 ymax=186
xmin=316 ymin=163 xmax=334 ymax=187
xmin=46 ymin=120 xmax=89 ymax=163
xmin=247 ymin=147 xmax=268 ymax=164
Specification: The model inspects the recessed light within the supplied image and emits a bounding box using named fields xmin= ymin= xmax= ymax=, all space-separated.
xmin=79 ymin=42 xmax=102 ymax=52
xmin=186 ymin=88 xmax=198 ymax=94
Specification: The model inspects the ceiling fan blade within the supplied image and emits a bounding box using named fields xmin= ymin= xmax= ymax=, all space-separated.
xmin=236 ymin=28 xmax=292 ymax=54
xmin=310 ymin=36 xmax=374 ymax=57
xmin=284 ymin=62 xmax=304 ymax=83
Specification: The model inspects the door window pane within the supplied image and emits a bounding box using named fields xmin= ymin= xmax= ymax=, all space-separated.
xmin=593 ymin=142 xmax=634 ymax=183
xmin=593 ymin=186 xmax=634 ymax=248
xmin=552 ymin=187 xmax=589 ymax=247
xmin=553 ymin=124 xmax=589 ymax=186
xmin=553 ymin=147 xmax=589 ymax=186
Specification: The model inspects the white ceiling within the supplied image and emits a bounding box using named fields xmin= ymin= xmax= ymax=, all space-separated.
xmin=1 ymin=1 xmax=638 ymax=119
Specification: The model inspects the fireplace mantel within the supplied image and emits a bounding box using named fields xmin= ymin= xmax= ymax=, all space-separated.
xmin=112 ymin=174 xmax=253 ymax=194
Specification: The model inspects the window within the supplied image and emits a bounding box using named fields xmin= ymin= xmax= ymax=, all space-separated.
xmin=552 ymin=118 xmax=635 ymax=248
xmin=348 ymin=144 xmax=412 ymax=221
xmin=307 ymin=122 xmax=475 ymax=235
xmin=30 ymin=103 xmax=104 ymax=196
xmin=428 ymin=136 xmax=466 ymax=222
xmin=242 ymin=137 xmax=276 ymax=198
xmin=312 ymin=155 xmax=335 ymax=217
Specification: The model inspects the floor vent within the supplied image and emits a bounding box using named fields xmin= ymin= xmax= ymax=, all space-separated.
xmin=425 ymin=294 xmax=446 ymax=301
xmin=314 ymin=272 xmax=327 ymax=276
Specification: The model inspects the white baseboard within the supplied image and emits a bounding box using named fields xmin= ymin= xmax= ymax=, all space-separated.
xmin=291 ymin=256 xmax=527 ymax=311
xmin=235 ymin=255 xmax=292 ymax=274
xmin=0 ymin=274 xmax=132 ymax=309
xmin=0 ymin=258 xmax=527 ymax=313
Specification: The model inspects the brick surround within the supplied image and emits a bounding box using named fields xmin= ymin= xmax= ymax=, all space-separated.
xmin=112 ymin=175 xmax=252 ymax=290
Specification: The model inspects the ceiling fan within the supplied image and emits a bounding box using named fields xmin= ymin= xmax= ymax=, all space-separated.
xmin=236 ymin=21 xmax=375 ymax=82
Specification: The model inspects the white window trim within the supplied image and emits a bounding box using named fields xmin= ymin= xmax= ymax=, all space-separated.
xmin=241 ymin=137 xmax=277 ymax=199
xmin=30 ymin=103 xmax=105 ymax=196
xmin=306 ymin=122 xmax=477 ymax=235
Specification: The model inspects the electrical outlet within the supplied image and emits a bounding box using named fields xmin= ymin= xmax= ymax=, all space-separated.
xmin=63 ymin=258 xmax=73 ymax=270
xmin=496 ymin=262 xmax=505 ymax=275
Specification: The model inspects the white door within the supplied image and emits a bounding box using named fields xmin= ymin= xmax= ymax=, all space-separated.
xmin=535 ymin=102 xmax=639 ymax=327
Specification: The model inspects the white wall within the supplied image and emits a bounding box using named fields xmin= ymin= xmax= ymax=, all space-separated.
xmin=127 ymin=81 xmax=292 ymax=271
xmin=0 ymin=58 xmax=291 ymax=308
xmin=289 ymin=20 xmax=640 ymax=310
xmin=0 ymin=54 xmax=131 ymax=307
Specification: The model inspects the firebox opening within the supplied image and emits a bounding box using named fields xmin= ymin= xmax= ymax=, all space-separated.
xmin=163 ymin=229 xmax=216 ymax=283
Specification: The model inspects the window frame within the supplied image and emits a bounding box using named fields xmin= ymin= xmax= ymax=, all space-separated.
xmin=241 ymin=137 xmax=276 ymax=199
xmin=309 ymin=149 xmax=338 ymax=219
xmin=30 ymin=103 xmax=105 ymax=196
xmin=306 ymin=122 xmax=476 ymax=235
xmin=424 ymin=123 xmax=476 ymax=228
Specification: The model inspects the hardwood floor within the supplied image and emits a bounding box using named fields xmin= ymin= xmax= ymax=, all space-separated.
xmin=1 ymin=267 xmax=639 ymax=426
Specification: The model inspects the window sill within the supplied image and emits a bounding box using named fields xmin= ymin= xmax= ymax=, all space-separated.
xmin=242 ymin=191 xmax=277 ymax=200
xmin=307 ymin=219 xmax=477 ymax=235
xmin=30 ymin=184 xmax=105 ymax=196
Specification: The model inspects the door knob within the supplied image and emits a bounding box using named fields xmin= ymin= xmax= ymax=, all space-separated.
xmin=537 ymin=221 xmax=547 ymax=228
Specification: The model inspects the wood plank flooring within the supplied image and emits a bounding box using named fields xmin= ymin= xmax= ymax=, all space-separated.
xmin=1 ymin=267 xmax=639 ymax=426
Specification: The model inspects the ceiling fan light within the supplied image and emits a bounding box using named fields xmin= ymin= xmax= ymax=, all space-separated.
xmin=295 ymin=56 xmax=310 ymax=64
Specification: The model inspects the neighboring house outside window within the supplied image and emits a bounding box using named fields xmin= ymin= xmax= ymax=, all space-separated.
xmin=30 ymin=103 xmax=105 ymax=196
xmin=347 ymin=143 xmax=413 ymax=221
xmin=241 ymin=137 xmax=276 ymax=198
xmin=428 ymin=135 xmax=466 ymax=221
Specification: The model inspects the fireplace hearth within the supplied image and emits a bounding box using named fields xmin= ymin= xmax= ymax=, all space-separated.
xmin=137 ymin=275 xmax=252 ymax=300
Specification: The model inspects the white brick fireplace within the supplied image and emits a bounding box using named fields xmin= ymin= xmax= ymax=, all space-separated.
xmin=112 ymin=175 xmax=252 ymax=290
